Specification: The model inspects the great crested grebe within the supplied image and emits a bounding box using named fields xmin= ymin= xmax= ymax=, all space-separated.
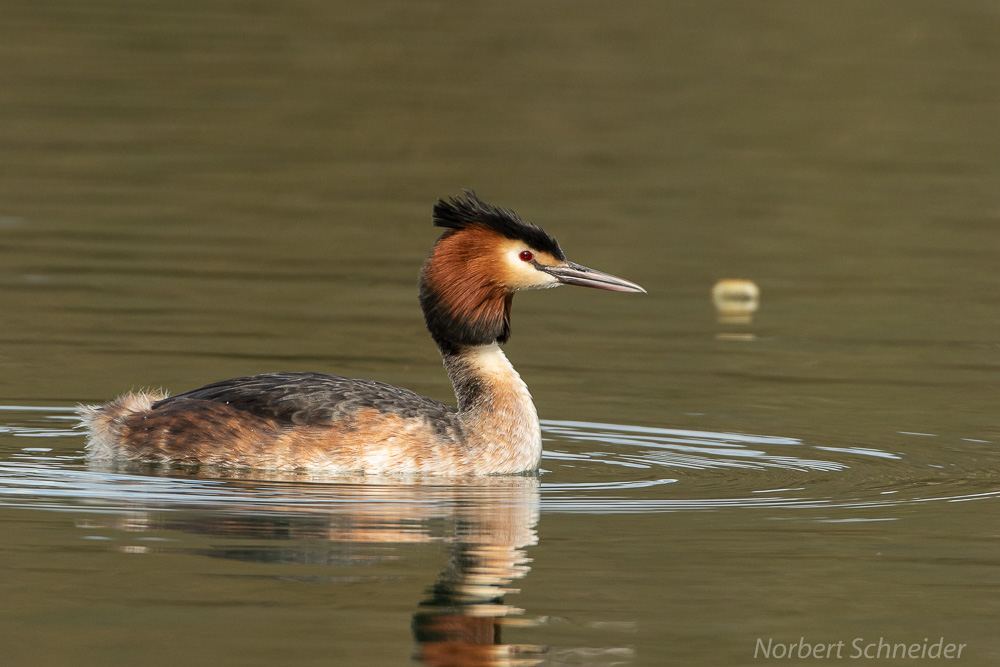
xmin=80 ymin=191 xmax=645 ymax=475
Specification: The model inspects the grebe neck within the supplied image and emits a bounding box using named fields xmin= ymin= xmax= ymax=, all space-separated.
xmin=441 ymin=343 xmax=541 ymax=474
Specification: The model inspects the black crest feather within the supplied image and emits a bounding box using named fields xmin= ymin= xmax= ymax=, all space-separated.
xmin=432 ymin=190 xmax=565 ymax=260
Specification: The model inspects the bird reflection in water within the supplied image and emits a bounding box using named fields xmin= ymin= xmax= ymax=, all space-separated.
xmin=82 ymin=465 xmax=545 ymax=665
xmin=411 ymin=493 xmax=545 ymax=666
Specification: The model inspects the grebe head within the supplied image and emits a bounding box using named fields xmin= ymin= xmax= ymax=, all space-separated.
xmin=419 ymin=191 xmax=645 ymax=350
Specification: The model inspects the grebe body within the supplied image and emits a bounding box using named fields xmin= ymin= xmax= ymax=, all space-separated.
xmin=79 ymin=192 xmax=644 ymax=475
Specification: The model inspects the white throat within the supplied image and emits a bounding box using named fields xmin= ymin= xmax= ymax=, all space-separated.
xmin=446 ymin=343 xmax=542 ymax=474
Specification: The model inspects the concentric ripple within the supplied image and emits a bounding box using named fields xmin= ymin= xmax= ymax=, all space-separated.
xmin=538 ymin=419 xmax=1000 ymax=513
xmin=0 ymin=407 xmax=997 ymax=518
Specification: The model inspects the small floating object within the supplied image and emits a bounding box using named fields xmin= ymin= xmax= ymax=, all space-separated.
xmin=712 ymin=278 xmax=760 ymax=332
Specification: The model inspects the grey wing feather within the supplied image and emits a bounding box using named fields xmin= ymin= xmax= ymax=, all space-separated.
xmin=154 ymin=372 xmax=457 ymax=427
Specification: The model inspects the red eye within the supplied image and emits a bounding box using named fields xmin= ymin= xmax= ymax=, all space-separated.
xmin=519 ymin=250 xmax=534 ymax=262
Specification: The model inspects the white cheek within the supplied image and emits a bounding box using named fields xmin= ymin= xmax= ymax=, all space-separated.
xmin=504 ymin=252 xmax=560 ymax=290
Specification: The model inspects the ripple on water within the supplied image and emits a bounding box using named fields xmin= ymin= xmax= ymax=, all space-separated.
xmin=0 ymin=407 xmax=997 ymax=517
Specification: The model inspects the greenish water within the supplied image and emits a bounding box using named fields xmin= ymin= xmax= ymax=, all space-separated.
xmin=1 ymin=1 xmax=998 ymax=665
